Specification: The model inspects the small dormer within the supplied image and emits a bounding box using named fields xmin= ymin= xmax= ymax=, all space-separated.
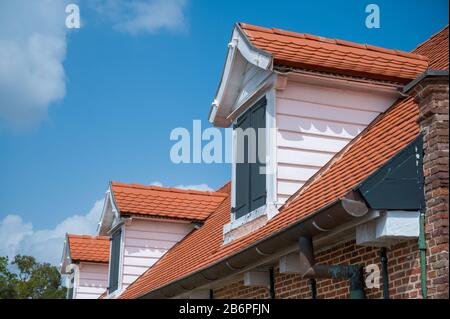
xmin=97 ymin=182 xmax=227 ymax=298
xmin=60 ymin=234 xmax=110 ymax=299
xmin=211 ymin=23 xmax=428 ymax=243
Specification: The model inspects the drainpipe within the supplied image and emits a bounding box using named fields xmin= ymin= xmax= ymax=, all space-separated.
xmin=269 ymin=268 xmax=275 ymax=299
xmin=380 ymin=248 xmax=390 ymax=299
xmin=309 ymin=279 xmax=317 ymax=299
xmin=419 ymin=208 xmax=428 ymax=299
xmin=298 ymin=236 xmax=366 ymax=299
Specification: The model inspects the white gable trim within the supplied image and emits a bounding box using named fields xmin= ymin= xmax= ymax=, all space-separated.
xmin=60 ymin=235 xmax=71 ymax=274
xmin=98 ymin=185 xmax=121 ymax=236
xmin=209 ymin=24 xmax=273 ymax=127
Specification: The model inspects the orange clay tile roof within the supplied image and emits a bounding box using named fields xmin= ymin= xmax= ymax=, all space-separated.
xmin=119 ymin=25 xmax=448 ymax=299
xmin=67 ymin=234 xmax=110 ymax=263
xmin=239 ymin=22 xmax=429 ymax=82
xmin=111 ymin=181 xmax=228 ymax=221
xmin=413 ymin=26 xmax=449 ymax=70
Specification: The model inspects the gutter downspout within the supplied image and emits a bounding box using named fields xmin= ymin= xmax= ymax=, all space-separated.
xmin=298 ymin=236 xmax=366 ymax=299
xmin=419 ymin=208 xmax=428 ymax=299
xmin=269 ymin=268 xmax=275 ymax=299
xmin=380 ymin=248 xmax=390 ymax=299
xmin=309 ymin=279 xmax=317 ymax=299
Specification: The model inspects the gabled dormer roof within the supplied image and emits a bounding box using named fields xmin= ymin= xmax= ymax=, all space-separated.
xmin=110 ymin=182 xmax=228 ymax=222
xmin=61 ymin=234 xmax=110 ymax=273
xmin=210 ymin=22 xmax=429 ymax=127
xmin=239 ymin=22 xmax=429 ymax=82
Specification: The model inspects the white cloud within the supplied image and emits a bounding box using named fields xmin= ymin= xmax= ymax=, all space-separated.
xmin=150 ymin=181 xmax=214 ymax=192
xmin=0 ymin=0 xmax=70 ymax=130
xmin=91 ymin=0 xmax=187 ymax=34
xmin=0 ymin=199 xmax=104 ymax=266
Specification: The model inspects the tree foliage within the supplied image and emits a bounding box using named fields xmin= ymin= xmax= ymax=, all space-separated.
xmin=0 ymin=255 xmax=67 ymax=299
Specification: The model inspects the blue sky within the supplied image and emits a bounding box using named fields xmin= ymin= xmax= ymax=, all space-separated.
xmin=0 ymin=0 xmax=448 ymax=265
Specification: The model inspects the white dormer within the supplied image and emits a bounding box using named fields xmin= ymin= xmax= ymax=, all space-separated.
xmin=97 ymin=182 xmax=227 ymax=298
xmin=211 ymin=23 xmax=403 ymax=243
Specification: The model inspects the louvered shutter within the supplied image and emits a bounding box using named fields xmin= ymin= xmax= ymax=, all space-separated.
xmin=250 ymin=97 xmax=267 ymax=211
xmin=233 ymin=96 xmax=267 ymax=219
xmin=234 ymin=112 xmax=251 ymax=219
xmin=108 ymin=228 xmax=121 ymax=293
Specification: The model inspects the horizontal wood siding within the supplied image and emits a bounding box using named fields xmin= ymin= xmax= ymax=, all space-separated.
xmin=75 ymin=263 xmax=108 ymax=299
xmin=275 ymin=80 xmax=394 ymax=203
xmin=121 ymin=219 xmax=193 ymax=290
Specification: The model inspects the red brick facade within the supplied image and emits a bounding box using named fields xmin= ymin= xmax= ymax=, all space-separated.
xmin=416 ymin=77 xmax=449 ymax=299
xmin=214 ymin=239 xmax=424 ymax=299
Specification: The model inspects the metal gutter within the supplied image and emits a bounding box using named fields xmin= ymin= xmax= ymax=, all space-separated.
xmin=137 ymin=133 xmax=429 ymax=299
xmin=402 ymin=69 xmax=449 ymax=94
xmin=139 ymin=194 xmax=369 ymax=299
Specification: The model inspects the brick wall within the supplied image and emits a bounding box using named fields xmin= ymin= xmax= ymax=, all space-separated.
xmin=214 ymin=239 xmax=423 ymax=299
xmin=415 ymin=77 xmax=449 ymax=299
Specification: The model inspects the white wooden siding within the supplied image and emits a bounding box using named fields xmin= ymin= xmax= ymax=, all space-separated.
xmin=275 ymin=79 xmax=396 ymax=203
xmin=75 ymin=263 xmax=108 ymax=299
xmin=121 ymin=219 xmax=193 ymax=290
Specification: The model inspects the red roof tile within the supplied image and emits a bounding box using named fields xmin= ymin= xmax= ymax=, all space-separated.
xmin=67 ymin=234 xmax=110 ymax=263
xmin=414 ymin=25 xmax=449 ymax=70
xmin=239 ymin=23 xmax=429 ymax=82
xmin=119 ymin=25 xmax=448 ymax=299
xmin=111 ymin=182 xmax=228 ymax=221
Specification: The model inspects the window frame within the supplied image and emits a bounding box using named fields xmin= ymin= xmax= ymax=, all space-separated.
xmin=108 ymin=226 xmax=123 ymax=295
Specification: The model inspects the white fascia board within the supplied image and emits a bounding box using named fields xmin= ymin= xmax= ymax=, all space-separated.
xmin=60 ymin=236 xmax=71 ymax=274
xmin=356 ymin=211 xmax=420 ymax=247
xmin=279 ymin=253 xmax=301 ymax=274
xmin=243 ymin=270 xmax=270 ymax=287
xmin=98 ymin=186 xmax=121 ymax=236
xmin=376 ymin=210 xmax=420 ymax=239
xmin=209 ymin=24 xmax=273 ymax=127
xmin=188 ymin=289 xmax=211 ymax=299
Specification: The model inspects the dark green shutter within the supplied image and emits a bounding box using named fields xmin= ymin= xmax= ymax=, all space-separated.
xmin=234 ymin=112 xmax=251 ymax=218
xmin=108 ymin=228 xmax=121 ymax=293
xmin=233 ymin=96 xmax=267 ymax=219
xmin=250 ymin=97 xmax=267 ymax=211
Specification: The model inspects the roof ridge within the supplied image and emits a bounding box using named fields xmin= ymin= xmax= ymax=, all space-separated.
xmin=67 ymin=234 xmax=109 ymax=240
xmin=111 ymin=181 xmax=228 ymax=197
xmin=239 ymin=22 xmax=428 ymax=61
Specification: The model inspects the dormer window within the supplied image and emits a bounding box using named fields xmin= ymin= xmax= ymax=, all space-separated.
xmin=233 ymin=96 xmax=267 ymax=219
xmin=211 ymin=23 xmax=402 ymax=244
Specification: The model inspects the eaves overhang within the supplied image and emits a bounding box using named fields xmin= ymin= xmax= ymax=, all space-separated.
xmin=135 ymin=137 xmax=426 ymax=299
xmin=98 ymin=182 xmax=121 ymax=236
xmin=137 ymin=193 xmax=369 ymax=299
xmin=209 ymin=23 xmax=273 ymax=128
